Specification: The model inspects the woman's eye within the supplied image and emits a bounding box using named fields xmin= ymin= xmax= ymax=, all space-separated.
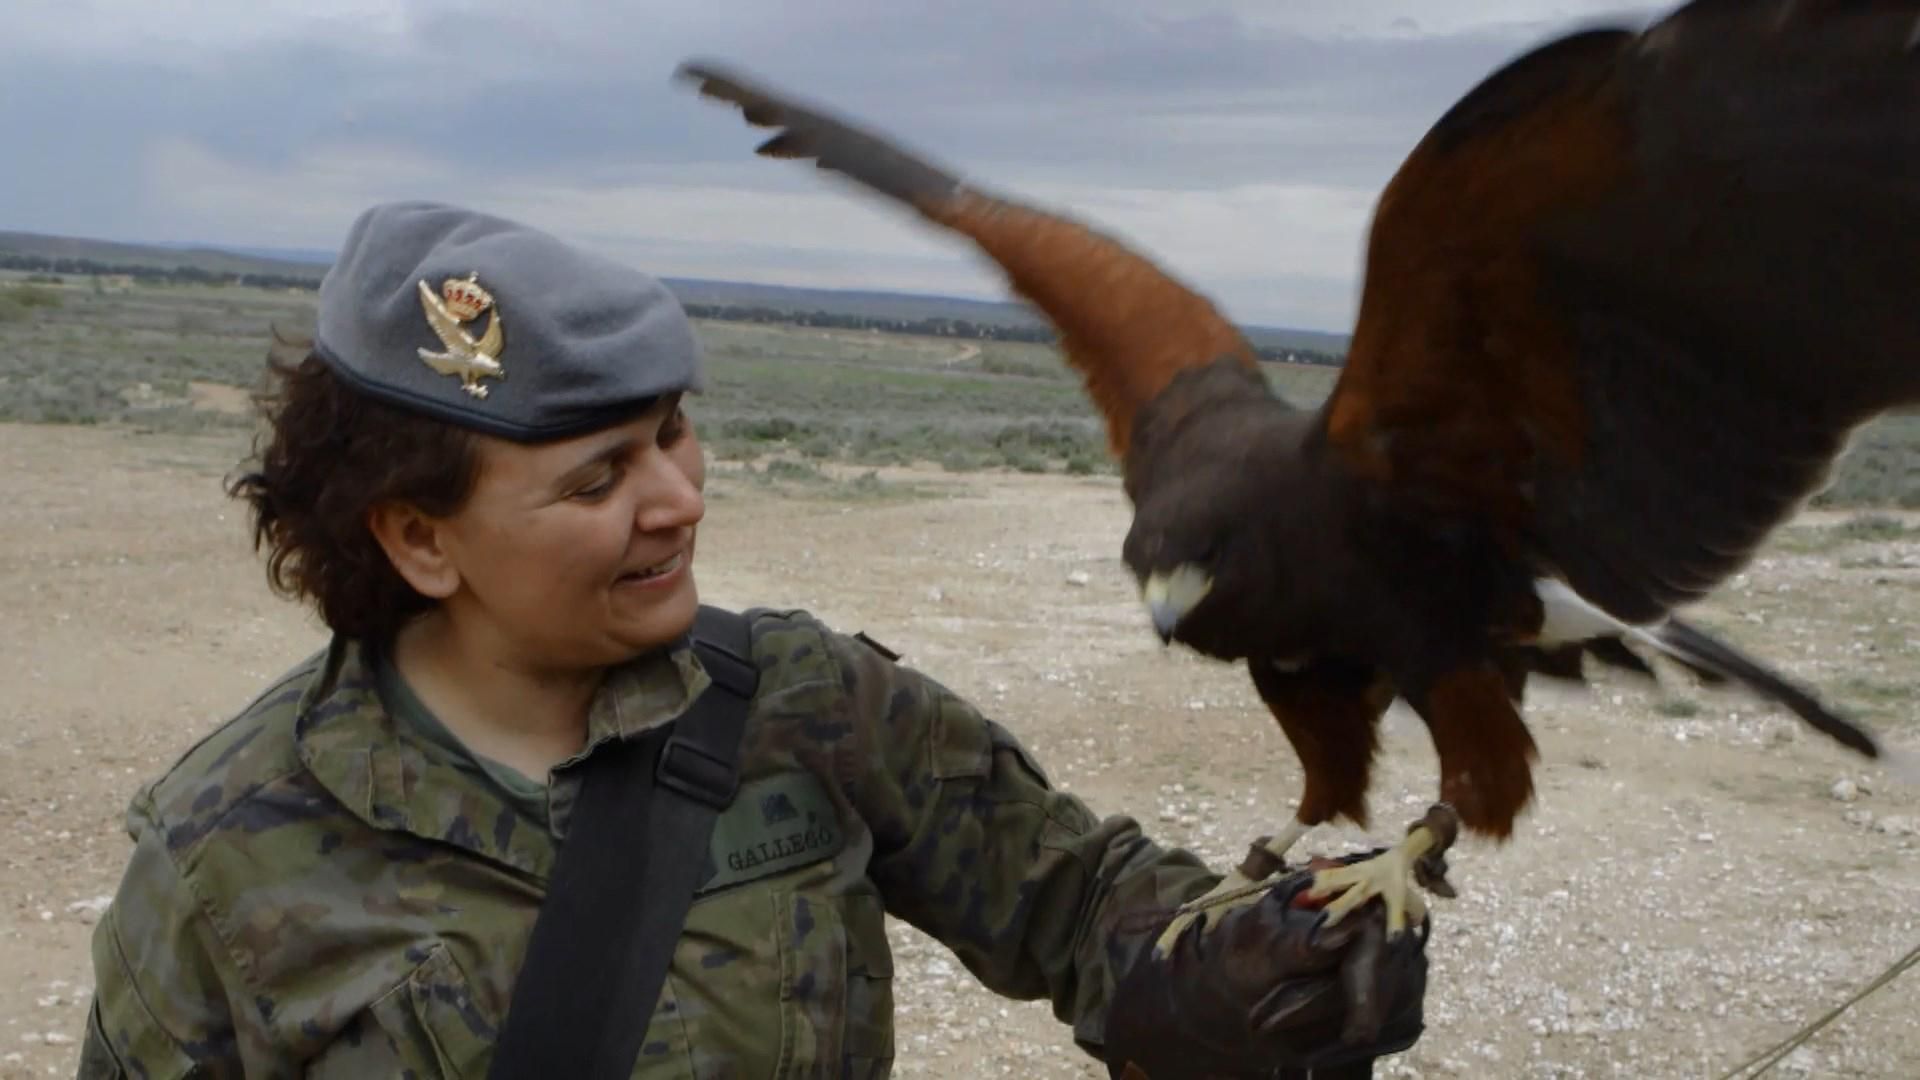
xmin=573 ymin=471 xmax=618 ymax=500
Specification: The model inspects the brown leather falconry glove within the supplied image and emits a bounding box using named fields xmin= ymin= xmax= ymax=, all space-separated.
xmin=1100 ymin=850 xmax=1431 ymax=1080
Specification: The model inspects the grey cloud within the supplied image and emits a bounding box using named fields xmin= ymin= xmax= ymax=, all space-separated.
xmin=4 ymin=1 xmax=1666 ymax=327
xmin=16 ymin=1 xmax=1645 ymax=186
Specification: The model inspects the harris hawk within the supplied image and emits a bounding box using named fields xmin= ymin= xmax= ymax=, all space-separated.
xmin=676 ymin=0 xmax=1920 ymax=941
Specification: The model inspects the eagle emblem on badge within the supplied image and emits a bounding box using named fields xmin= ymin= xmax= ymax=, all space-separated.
xmin=416 ymin=272 xmax=505 ymax=398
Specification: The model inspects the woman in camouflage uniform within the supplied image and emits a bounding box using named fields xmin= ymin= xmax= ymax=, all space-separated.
xmin=76 ymin=202 xmax=1430 ymax=1079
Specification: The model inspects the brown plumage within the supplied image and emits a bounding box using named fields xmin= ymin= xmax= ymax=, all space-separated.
xmin=676 ymin=0 xmax=1920 ymax=851
xmin=930 ymin=198 xmax=1263 ymax=457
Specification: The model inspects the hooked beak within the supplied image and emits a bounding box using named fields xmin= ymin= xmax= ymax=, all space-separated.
xmin=1142 ymin=564 xmax=1212 ymax=644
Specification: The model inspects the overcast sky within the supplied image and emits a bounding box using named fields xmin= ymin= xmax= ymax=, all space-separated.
xmin=6 ymin=1 xmax=1658 ymax=331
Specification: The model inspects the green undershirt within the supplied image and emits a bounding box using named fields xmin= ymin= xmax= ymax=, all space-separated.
xmin=371 ymin=648 xmax=553 ymax=828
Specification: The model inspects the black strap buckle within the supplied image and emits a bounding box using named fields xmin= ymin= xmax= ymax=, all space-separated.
xmin=655 ymin=730 xmax=739 ymax=809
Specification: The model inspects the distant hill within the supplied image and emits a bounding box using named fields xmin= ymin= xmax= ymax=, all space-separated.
xmin=150 ymin=241 xmax=336 ymax=265
xmin=0 ymin=229 xmax=1349 ymax=358
xmin=0 ymin=230 xmax=331 ymax=280
xmin=661 ymin=276 xmax=1350 ymax=357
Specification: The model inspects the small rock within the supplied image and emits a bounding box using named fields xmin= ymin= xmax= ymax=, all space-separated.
xmin=1830 ymin=778 xmax=1859 ymax=803
xmin=43 ymin=1032 xmax=74 ymax=1047
xmin=1 ymin=1052 xmax=21 ymax=1066
xmin=1780 ymin=1046 xmax=1818 ymax=1076
xmin=925 ymin=586 xmax=945 ymax=603
xmin=67 ymin=895 xmax=112 ymax=924
xmin=1845 ymin=809 xmax=1875 ymax=828
xmin=1064 ymin=570 xmax=1090 ymax=587
xmin=1875 ymin=815 xmax=1916 ymax=837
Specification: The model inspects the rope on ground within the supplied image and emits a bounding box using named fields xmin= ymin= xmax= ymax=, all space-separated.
xmin=1715 ymin=938 xmax=1920 ymax=1079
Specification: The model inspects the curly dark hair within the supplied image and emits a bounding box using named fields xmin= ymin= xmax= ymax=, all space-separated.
xmin=226 ymin=331 xmax=480 ymax=643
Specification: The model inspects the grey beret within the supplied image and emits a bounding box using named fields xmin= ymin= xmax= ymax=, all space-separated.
xmin=314 ymin=201 xmax=702 ymax=442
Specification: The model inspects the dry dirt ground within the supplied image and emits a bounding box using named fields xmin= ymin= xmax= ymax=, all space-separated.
xmin=3 ymin=421 xmax=1917 ymax=1079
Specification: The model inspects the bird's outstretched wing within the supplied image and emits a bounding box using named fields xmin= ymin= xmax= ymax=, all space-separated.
xmin=676 ymin=60 xmax=1264 ymax=458
xmin=416 ymin=280 xmax=470 ymax=352
xmin=473 ymin=311 xmax=502 ymax=359
xmin=1320 ymin=1 xmax=1920 ymax=624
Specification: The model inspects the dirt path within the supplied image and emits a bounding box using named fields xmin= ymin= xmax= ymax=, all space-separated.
xmin=3 ymin=422 xmax=1916 ymax=1078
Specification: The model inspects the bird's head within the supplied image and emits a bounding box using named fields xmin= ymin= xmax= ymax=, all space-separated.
xmin=1118 ymin=358 xmax=1310 ymax=651
xmin=1122 ymin=469 xmax=1267 ymax=648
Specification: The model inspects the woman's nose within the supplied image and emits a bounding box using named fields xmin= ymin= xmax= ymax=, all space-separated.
xmin=633 ymin=450 xmax=704 ymax=532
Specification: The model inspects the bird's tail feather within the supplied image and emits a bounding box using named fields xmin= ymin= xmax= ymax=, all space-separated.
xmin=1531 ymin=576 xmax=1886 ymax=760
xmin=1636 ymin=617 xmax=1883 ymax=759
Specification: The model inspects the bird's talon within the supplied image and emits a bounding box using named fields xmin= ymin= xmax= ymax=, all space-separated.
xmin=1300 ymin=813 xmax=1456 ymax=938
xmin=1398 ymin=887 xmax=1429 ymax=936
xmin=1152 ymin=909 xmax=1202 ymax=957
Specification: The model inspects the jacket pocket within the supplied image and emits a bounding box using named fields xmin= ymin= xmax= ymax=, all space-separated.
xmin=774 ymin=885 xmax=897 ymax=1076
xmin=309 ymin=944 xmax=498 ymax=1080
xmin=774 ymin=887 xmax=847 ymax=1073
xmin=403 ymin=945 xmax=498 ymax=1078
xmin=841 ymin=891 xmax=895 ymax=1074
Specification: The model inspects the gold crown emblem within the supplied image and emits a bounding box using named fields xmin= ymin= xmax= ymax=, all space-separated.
xmin=440 ymin=273 xmax=494 ymax=322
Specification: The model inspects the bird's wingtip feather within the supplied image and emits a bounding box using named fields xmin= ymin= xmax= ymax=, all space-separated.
xmin=672 ymin=59 xmax=756 ymax=107
xmin=673 ymin=58 xmax=725 ymax=84
xmin=671 ymin=60 xmax=711 ymax=90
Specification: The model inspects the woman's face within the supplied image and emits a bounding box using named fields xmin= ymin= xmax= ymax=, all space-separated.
xmin=430 ymin=393 xmax=707 ymax=670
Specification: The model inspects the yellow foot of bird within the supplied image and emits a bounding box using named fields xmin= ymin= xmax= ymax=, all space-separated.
xmin=1305 ymin=804 xmax=1461 ymax=938
xmin=1151 ymin=819 xmax=1311 ymax=957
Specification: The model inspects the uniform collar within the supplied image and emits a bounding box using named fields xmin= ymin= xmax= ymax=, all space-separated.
xmin=294 ymin=633 xmax=712 ymax=878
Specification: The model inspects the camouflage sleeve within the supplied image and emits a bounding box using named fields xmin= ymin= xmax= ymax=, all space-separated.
xmin=827 ymin=628 xmax=1223 ymax=1058
xmin=77 ymin=793 xmax=249 ymax=1079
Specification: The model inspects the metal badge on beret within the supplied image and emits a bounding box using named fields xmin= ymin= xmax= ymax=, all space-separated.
xmin=417 ymin=273 xmax=505 ymax=398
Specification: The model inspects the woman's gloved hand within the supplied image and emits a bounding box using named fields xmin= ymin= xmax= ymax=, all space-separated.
xmin=1102 ymin=849 xmax=1432 ymax=1079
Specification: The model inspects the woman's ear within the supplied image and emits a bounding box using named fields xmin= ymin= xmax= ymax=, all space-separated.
xmin=367 ymin=500 xmax=461 ymax=599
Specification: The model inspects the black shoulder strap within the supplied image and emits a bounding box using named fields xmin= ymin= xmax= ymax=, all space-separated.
xmin=488 ymin=605 xmax=760 ymax=1080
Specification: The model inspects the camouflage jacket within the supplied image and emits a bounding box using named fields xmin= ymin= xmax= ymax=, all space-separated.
xmin=76 ymin=607 xmax=1220 ymax=1078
